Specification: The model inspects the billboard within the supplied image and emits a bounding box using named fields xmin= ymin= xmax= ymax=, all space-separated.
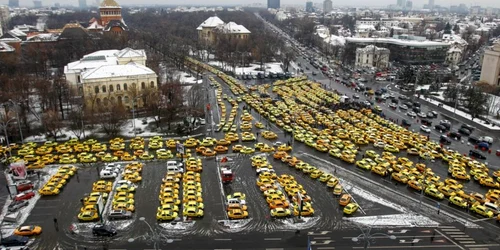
xmin=10 ymin=161 xmax=27 ymax=179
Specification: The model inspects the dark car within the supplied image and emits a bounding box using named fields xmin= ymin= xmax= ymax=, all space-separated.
xmin=458 ymin=127 xmax=472 ymax=136
xmin=412 ymin=102 xmax=421 ymax=108
xmin=412 ymin=107 xmax=421 ymax=113
xmin=108 ymin=209 xmax=133 ymax=220
xmin=460 ymin=124 xmax=474 ymax=132
xmin=402 ymin=119 xmax=411 ymax=126
xmin=426 ymin=112 xmax=435 ymax=118
xmin=92 ymin=224 xmax=117 ymax=237
xmin=468 ymin=136 xmax=481 ymax=144
xmin=447 ymin=131 xmax=462 ymax=140
xmin=434 ymin=124 xmax=448 ymax=133
xmin=469 ymin=150 xmax=487 ymax=160
xmin=421 ymin=119 xmax=432 ymax=126
xmin=8 ymin=200 xmax=29 ymax=212
xmin=439 ymin=122 xmax=451 ymax=130
xmin=440 ymin=135 xmax=452 ymax=145
xmin=0 ymin=235 xmax=29 ymax=246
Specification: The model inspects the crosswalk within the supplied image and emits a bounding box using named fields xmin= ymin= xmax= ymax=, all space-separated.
xmin=437 ymin=225 xmax=500 ymax=249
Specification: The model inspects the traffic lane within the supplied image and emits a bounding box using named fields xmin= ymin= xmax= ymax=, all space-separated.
xmin=204 ymin=158 xmax=230 ymax=221
xmin=133 ymin=161 xmax=164 ymax=233
xmin=266 ymin=154 xmax=343 ymax=229
xmin=24 ymin=166 xmax=101 ymax=250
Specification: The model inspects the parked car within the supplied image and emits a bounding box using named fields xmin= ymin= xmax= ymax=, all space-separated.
xmin=15 ymin=180 xmax=33 ymax=192
xmin=14 ymin=191 xmax=35 ymax=201
xmin=0 ymin=235 xmax=29 ymax=247
xmin=458 ymin=128 xmax=471 ymax=136
xmin=447 ymin=132 xmax=462 ymax=140
xmin=440 ymin=135 xmax=452 ymax=145
xmin=420 ymin=125 xmax=431 ymax=133
xmin=92 ymin=224 xmax=117 ymax=237
xmin=469 ymin=150 xmax=486 ymax=160
xmin=421 ymin=119 xmax=432 ymax=126
xmin=468 ymin=136 xmax=481 ymax=144
xmin=402 ymin=119 xmax=411 ymax=127
xmin=7 ymin=200 xmax=29 ymax=212
xmin=108 ymin=209 xmax=133 ymax=220
xmin=460 ymin=124 xmax=474 ymax=132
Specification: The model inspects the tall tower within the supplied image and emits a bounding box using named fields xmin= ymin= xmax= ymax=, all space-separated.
xmin=99 ymin=0 xmax=122 ymax=27
xmin=79 ymin=0 xmax=87 ymax=9
xmin=33 ymin=0 xmax=42 ymax=8
xmin=8 ymin=0 xmax=19 ymax=8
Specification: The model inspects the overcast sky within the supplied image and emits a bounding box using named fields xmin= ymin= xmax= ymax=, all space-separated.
xmin=5 ymin=0 xmax=500 ymax=8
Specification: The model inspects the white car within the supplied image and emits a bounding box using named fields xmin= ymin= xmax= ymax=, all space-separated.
xmin=406 ymin=111 xmax=417 ymax=118
xmin=420 ymin=125 xmax=431 ymax=133
xmin=399 ymin=104 xmax=408 ymax=110
xmin=417 ymin=112 xmax=427 ymax=118
xmin=374 ymin=141 xmax=386 ymax=148
xmin=389 ymin=103 xmax=397 ymax=109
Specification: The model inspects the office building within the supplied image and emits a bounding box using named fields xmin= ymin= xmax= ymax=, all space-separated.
xmin=323 ymin=0 xmax=332 ymax=13
xmin=33 ymin=0 xmax=42 ymax=8
xmin=480 ymin=43 xmax=500 ymax=86
xmin=8 ymin=0 xmax=19 ymax=8
xmin=405 ymin=0 xmax=412 ymax=10
xmin=79 ymin=0 xmax=87 ymax=9
xmin=428 ymin=0 xmax=434 ymax=9
xmin=306 ymin=1 xmax=314 ymax=13
xmin=355 ymin=45 xmax=390 ymax=69
xmin=267 ymin=0 xmax=280 ymax=9
xmin=397 ymin=0 xmax=406 ymax=8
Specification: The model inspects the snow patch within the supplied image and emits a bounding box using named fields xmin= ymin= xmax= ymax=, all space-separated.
xmin=108 ymin=218 xmax=134 ymax=230
xmin=218 ymin=218 xmax=252 ymax=233
xmin=345 ymin=184 xmax=410 ymax=213
xmin=208 ymin=61 xmax=284 ymax=76
xmin=344 ymin=214 xmax=439 ymax=227
xmin=278 ymin=216 xmax=321 ymax=230
xmin=158 ymin=220 xmax=196 ymax=231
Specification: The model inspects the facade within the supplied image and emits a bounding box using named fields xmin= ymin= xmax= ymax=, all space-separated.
xmin=355 ymin=45 xmax=390 ymax=69
xmin=323 ymin=0 xmax=332 ymax=13
xmin=446 ymin=46 xmax=463 ymax=66
xmin=267 ymin=0 xmax=280 ymax=9
xmin=306 ymin=2 xmax=314 ymax=13
xmin=197 ymin=16 xmax=250 ymax=44
xmin=64 ymin=48 xmax=157 ymax=109
xmin=480 ymin=43 xmax=500 ymax=86
xmin=346 ymin=37 xmax=450 ymax=64
xmin=79 ymin=0 xmax=87 ymax=9
xmin=8 ymin=0 xmax=19 ymax=8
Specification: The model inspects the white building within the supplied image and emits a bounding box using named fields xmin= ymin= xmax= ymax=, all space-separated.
xmin=480 ymin=43 xmax=500 ymax=86
xmin=355 ymin=45 xmax=390 ymax=69
xmin=446 ymin=46 xmax=463 ymax=66
xmin=64 ymin=48 xmax=157 ymax=109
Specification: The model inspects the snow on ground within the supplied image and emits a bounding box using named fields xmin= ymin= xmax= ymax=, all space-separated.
xmin=279 ymin=216 xmax=321 ymax=230
xmin=174 ymin=71 xmax=202 ymax=85
xmin=218 ymin=218 xmax=253 ymax=233
xmin=208 ymin=61 xmax=284 ymax=76
xmin=108 ymin=218 xmax=134 ymax=231
xmin=344 ymin=184 xmax=410 ymax=213
xmin=343 ymin=214 xmax=439 ymax=227
xmin=158 ymin=220 xmax=195 ymax=231
xmin=0 ymin=166 xmax=59 ymax=237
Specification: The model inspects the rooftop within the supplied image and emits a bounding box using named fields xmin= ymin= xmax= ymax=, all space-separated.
xmin=0 ymin=42 xmax=15 ymax=53
xmin=346 ymin=37 xmax=450 ymax=48
xmin=217 ymin=22 xmax=251 ymax=34
xmin=197 ymin=16 xmax=225 ymax=30
xmin=81 ymin=62 xmax=156 ymax=80
xmin=100 ymin=0 xmax=121 ymax=8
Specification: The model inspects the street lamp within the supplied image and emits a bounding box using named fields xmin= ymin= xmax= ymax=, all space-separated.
xmin=138 ymin=217 xmax=173 ymax=250
xmin=131 ymin=96 xmax=142 ymax=137
xmin=1 ymin=117 xmax=17 ymax=157
xmin=351 ymin=222 xmax=396 ymax=249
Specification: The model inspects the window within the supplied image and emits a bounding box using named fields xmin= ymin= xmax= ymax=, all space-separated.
xmin=103 ymin=97 xmax=109 ymax=106
xmin=118 ymin=96 xmax=122 ymax=104
xmin=109 ymin=85 xmax=114 ymax=92
xmin=102 ymin=85 xmax=106 ymax=93
xmin=95 ymin=86 xmax=99 ymax=94
xmin=124 ymin=96 xmax=129 ymax=103
xmin=141 ymin=82 xmax=146 ymax=89
xmin=96 ymin=98 xmax=101 ymax=104
xmin=150 ymin=81 xmax=155 ymax=88
xmin=77 ymin=75 xmax=81 ymax=83
xmin=117 ymin=84 xmax=121 ymax=91
xmin=124 ymin=83 xmax=128 ymax=91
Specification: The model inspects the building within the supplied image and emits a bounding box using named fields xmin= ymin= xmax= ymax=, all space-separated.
xmin=480 ymin=43 xmax=500 ymax=86
xmin=33 ymin=0 xmax=42 ymax=8
xmin=8 ymin=0 xmax=19 ymax=8
xmin=79 ymin=0 xmax=87 ymax=9
xmin=197 ymin=16 xmax=250 ymax=44
xmin=87 ymin=0 xmax=128 ymax=34
xmin=405 ymin=0 xmax=412 ymax=10
xmin=0 ymin=6 xmax=10 ymax=37
xmin=355 ymin=45 xmax=390 ymax=69
xmin=323 ymin=0 xmax=332 ymax=13
xmin=446 ymin=46 xmax=463 ymax=66
xmin=397 ymin=0 xmax=406 ymax=8
xmin=346 ymin=36 xmax=450 ymax=64
xmin=428 ymin=0 xmax=435 ymax=9
xmin=306 ymin=1 xmax=314 ymax=13
xmin=64 ymin=48 xmax=157 ymax=109
xmin=267 ymin=0 xmax=280 ymax=9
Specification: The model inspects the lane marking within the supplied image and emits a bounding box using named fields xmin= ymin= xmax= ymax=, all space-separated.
xmin=317 ymin=247 xmax=335 ymax=250
xmin=459 ymin=241 xmax=477 ymax=244
xmin=265 ymin=248 xmax=284 ymax=250
xmin=353 ymin=245 xmax=458 ymax=249
xmin=313 ymin=237 xmax=332 ymax=240
xmin=464 ymin=244 xmax=500 ymax=247
xmin=441 ymin=228 xmax=461 ymax=232
xmin=438 ymin=226 xmax=456 ymax=228
xmin=264 ymin=238 xmax=281 ymax=241
xmin=446 ymin=232 xmax=466 ymax=235
xmin=214 ymin=239 xmax=232 ymax=241
xmin=434 ymin=230 xmax=466 ymax=250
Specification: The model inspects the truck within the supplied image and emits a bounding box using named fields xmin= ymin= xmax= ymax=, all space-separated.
xmin=220 ymin=166 xmax=234 ymax=184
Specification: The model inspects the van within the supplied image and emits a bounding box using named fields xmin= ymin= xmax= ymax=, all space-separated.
xmin=100 ymin=170 xmax=118 ymax=179
xmin=166 ymin=161 xmax=183 ymax=173
xmin=484 ymin=202 xmax=499 ymax=215
xmin=480 ymin=136 xmax=493 ymax=144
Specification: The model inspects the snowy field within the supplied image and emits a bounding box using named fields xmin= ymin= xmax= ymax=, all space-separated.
xmin=208 ymin=61 xmax=284 ymax=76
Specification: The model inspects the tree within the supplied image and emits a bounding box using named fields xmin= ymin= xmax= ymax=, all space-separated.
xmin=42 ymin=110 xmax=63 ymax=140
xmin=389 ymin=28 xmax=394 ymax=38
xmin=97 ymin=102 xmax=127 ymax=136
xmin=463 ymin=85 xmax=488 ymax=120
xmin=453 ymin=24 xmax=460 ymax=34
xmin=281 ymin=47 xmax=296 ymax=72
xmin=160 ymin=82 xmax=185 ymax=131
xmin=443 ymin=84 xmax=461 ymax=102
xmin=67 ymin=108 xmax=86 ymax=140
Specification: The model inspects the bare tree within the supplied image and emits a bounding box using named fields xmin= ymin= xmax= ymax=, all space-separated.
xmin=97 ymin=102 xmax=127 ymax=136
xmin=42 ymin=110 xmax=63 ymax=140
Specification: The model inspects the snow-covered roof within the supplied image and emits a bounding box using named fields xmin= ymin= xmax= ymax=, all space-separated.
xmin=197 ymin=16 xmax=225 ymax=30
xmin=26 ymin=33 xmax=59 ymax=42
xmin=356 ymin=25 xmax=375 ymax=31
xmin=357 ymin=45 xmax=389 ymax=52
xmin=0 ymin=42 xmax=15 ymax=53
xmin=87 ymin=20 xmax=104 ymax=30
xmin=117 ymin=47 xmax=146 ymax=58
xmin=346 ymin=37 xmax=450 ymax=48
xmin=9 ymin=28 xmax=27 ymax=37
xmin=100 ymin=0 xmax=121 ymax=8
xmin=219 ymin=22 xmax=250 ymax=34
xmin=81 ymin=62 xmax=156 ymax=80
xmin=327 ymin=35 xmax=346 ymax=46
